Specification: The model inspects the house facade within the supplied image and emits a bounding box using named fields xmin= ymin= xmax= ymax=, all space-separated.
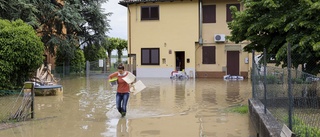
xmin=119 ymin=0 xmax=251 ymax=78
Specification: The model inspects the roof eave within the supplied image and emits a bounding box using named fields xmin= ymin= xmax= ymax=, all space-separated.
xmin=118 ymin=0 xmax=178 ymax=7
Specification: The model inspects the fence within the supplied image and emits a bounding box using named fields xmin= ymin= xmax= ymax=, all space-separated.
xmin=0 ymin=59 xmax=129 ymax=129
xmin=0 ymin=82 xmax=35 ymax=124
xmin=52 ymin=62 xmax=85 ymax=78
xmin=52 ymin=59 xmax=110 ymax=78
xmin=252 ymin=47 xmax=320 ymax=136
xmin=50 ymin=57 xmax=131 ymax=78
xmin=0 ymin=90 xmax=21 ymax=122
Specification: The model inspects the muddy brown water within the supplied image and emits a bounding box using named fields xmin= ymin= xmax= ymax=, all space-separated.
xmin=0 ymin=77 xmax=256 ymax=137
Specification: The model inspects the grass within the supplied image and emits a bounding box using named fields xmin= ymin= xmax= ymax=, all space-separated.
xmin=228 ymin=104 xmax=249 ymax=114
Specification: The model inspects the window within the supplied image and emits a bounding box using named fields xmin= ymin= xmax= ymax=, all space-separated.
xmin=203 ymin=5 xmax=216 ymax=23
xmin=141 ymin=6 xmax=159 ymax=20
xmin=202 ymin=46 xmax=216 ymax=64
xmin=141 ymin=48 xmax=160 ymax=65
xmin=226 ymin=4 xmax=240 ymax=22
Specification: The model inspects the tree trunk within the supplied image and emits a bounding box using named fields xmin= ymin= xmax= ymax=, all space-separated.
xmin=107 ymin=51 xmax=112 ymax=69
xmin=117 ymin=50 xmax=122 ymax=64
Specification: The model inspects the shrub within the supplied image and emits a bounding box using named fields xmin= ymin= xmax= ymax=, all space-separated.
xmin=0 ymin=19 xmax=44 ymax=89
xmin=70 ymin=48 xmax=85 ymax=73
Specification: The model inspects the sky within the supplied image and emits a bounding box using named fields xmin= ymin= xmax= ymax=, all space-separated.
xmin=101 ymin=0 xmax=128 ymax=40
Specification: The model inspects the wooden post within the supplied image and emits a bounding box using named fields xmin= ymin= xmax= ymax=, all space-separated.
xmin=24 ymin=82 xmax=35 ymax=119
xmin=31 ymin=82 xmax=35 ymax=119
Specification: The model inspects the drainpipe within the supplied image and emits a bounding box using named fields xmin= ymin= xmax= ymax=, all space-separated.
xmin=127 ymin=4 xmax=132 ymax=72
xmin=199 ymin=0 xmax=203 ymax=45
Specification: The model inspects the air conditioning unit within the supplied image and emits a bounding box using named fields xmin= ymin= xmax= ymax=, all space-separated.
xmin=214 ymin=34 xmax=226 ymax=43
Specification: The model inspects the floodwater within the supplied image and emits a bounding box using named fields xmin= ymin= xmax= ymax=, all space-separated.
xmin=0 ymin=77 xmax=256 ymax=137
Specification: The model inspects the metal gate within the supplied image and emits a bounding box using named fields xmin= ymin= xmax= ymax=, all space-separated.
xmin=86 ymin=59 xmax=107 ymax=78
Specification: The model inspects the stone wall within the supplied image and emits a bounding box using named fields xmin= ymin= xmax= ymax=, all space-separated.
xmin=248 ymin=98 xmax=282 ymax=137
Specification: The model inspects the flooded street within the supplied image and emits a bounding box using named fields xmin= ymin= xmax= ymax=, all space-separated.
xmin=0 ymin=77 xmax=256 ymax=137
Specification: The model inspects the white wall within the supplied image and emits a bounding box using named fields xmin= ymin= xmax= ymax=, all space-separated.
xmin=136 ymin=67 xmax=195 ymax=78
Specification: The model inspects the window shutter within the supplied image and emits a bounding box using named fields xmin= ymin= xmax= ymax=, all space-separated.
xmin=202 ymin=46 xmax=216 ymax=64
xmin=203 ymin=5 xmax=216 ymax=23
xmin=226 ymin=4 xmax=240 ymax=22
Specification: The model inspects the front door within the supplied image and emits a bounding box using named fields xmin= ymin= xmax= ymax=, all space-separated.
xmin=175 ymin=51 xmax=185 ymax=71
xmin=227 ymin=51 xmax=240 ymax=75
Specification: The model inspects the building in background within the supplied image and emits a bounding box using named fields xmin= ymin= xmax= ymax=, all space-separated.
xmin=119 ymin=0 xmax=251 ymax=78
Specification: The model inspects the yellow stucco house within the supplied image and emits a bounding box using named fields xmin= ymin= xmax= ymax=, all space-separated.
xmin=119 ymin=0 xmax=251 ymax=78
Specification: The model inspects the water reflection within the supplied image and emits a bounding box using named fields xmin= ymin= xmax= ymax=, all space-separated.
xmin=226 ymin=81 xmax=245 ymax=105
xmin=0 ymin=77 xmax=255 ymax=137
xmin=116 ymin=118 xmax=129 ymax=137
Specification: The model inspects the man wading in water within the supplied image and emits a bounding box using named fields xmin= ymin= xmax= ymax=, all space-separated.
xmin=108 ymin=65 xmax=135 ymax=117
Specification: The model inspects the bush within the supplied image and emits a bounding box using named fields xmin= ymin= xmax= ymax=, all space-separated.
xmin=70 ymin=48 xmax=85 ymax=73
xmin=261 ymin=74 xmax=281 ymax=84
xmin=0 ymin=19 xmax=44 ymax=89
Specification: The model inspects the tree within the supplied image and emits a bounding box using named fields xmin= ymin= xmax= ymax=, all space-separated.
xmin=0 ymin=19 xmax=44 ymax=89
xmin=228 ymin=0 xmax=320 ymax=75
xmin=116 ymin=39 xmax=128 ymax=63
xmin=55 ymin=40 xmax=77 ymax=74
xmin=102 ymin=37 xmax=118 ymax=67
xmin=83 ymin=44 xmax=107 ymax=71
xmin=102 ymin=37 xmax=127 ymax=66
xmin=83 ymin=45 xmax=107 ymax=61
xmin=0 ymin=0 xmax=111 ymax=68
xmin=0 ymin=0 xmax=39 ymax=27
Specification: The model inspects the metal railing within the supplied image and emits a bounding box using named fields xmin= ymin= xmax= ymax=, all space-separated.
xmin=252 ymin=48 xmax=320 ymax=136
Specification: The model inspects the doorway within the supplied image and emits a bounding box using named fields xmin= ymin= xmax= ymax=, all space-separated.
xmin=175 ymin=51 xmax=185 ymax=71
xmin=227 ymin=51 xmax=240 ymax=75
xmin=128 ymin=54 xmax=136 ymax=75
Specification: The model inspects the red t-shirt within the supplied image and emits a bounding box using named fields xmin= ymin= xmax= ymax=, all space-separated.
xmin=108 ymin=71 xmax=130 ymax=93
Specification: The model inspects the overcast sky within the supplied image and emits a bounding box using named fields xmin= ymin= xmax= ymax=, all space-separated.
xmin=101 ymin=1 xmax=128 ymax=40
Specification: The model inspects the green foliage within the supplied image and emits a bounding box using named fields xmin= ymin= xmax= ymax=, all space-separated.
xmin=294 ymin=124 xmax=320 ymax=137
xmin=0 ymin=89 xmax=20 ymax=96
xmin=228 ymin=0 xmax=320 ymax=75
xmin=97 ymin=46 xmax=107 ymax=60
xmin=55 ymin=41 xmax=75 ymax=74
xmin=0 ymin=0 xmax=39 ymax=27
xmin=0 ymin=19 xmax=44 ymax=89
xmin=102 ymin=37 xmax=128 ymax=64
xmin=228 ymin=105 xmax=248 ymax=114
xmin=117 ymin=39 xmax=128 ymax=63
xmin=71 ymin=48 xmax=85 ymax=73
xmin=0 ymin=0 xmax=111 ymax=67
xmin=55 ymin=46 xmax=85 ymax=74
xmin=291 ymin=78 xmax=308 ymax=84
xmin=283 ymin=116 xmax=320 ymax=137
xmin=103 ymin=37 xmax=118 ymax=66
xmin=83 ymin=45 xmax=107 ymax=61
xmin=265 ymin=75 xmax=280 ymax=84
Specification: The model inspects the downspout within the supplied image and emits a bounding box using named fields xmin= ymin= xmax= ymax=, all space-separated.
xmin=199 ymin=0 xmax=203 ymax=45
xmin=127 ymin=4 xmax=132 ymax=72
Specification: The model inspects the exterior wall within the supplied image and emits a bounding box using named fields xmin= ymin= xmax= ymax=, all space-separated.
xmin=125 ymin=0 xmax=251 ymax=78
xmin=196 ymin=0 xmax=250 ymax=78
xmin=128 ymin=1 xmax=199 ymax=77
